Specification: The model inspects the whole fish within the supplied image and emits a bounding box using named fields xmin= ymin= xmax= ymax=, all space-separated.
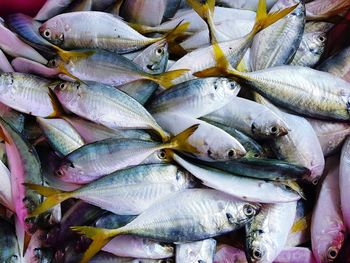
xmin=53 ymin=81 xmax=168 ymax=140
xmin=148 ymin=77 xmax=241 ymax=118
xmin=27 ymin=164 xmax=195 ymax=216
xmin=196 ymin=45 xmax=350 ymax=121
xmin=72 ymin=188 xmax=260 ymax=263
xmin=0 ymin=217 xmax=20 ymax=263
xmin=250 ymin=0 xmax=305 ymax=71
xmin=339 ymin=137 xmax=350 ymax=231
xmin=172 ymin=153 xmax=302 ymax=203
xmin=245 ymin=202 xmax=297 ymax=262
xmin=0 ymin=20 xmax=47 ymax=64
xmin=0 ymin=72 xmax=59 ymax=118
xmin=50 ymin=48 xmax=188 ymax=89
xmin=176 ymin=239 xmax=216 ymax=263
xmin=53 ymin=125 xmax=197 ymax=183
xmin=64 ymin=116 xmax=152 ymax=144
xmin=39 ymin=11 xmax=185 ymax=53
xmin=318 ymin=46 xmax=350 ymax=82
xmin=0 ymin=49 xmax=14 ymax=73
xmin=155 ymin=113 xmax=246 ymax=161
xmin=311 ymin=157 xmax=345 ymax=263
xmin=203 ymin=97 xmax=289 ymax=139
xmin=307 ymin=118 xmax=350 ymax=157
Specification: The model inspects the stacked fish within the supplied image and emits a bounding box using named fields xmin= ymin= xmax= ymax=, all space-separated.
xmin=0 ymin=0 xmax=349 ymax=262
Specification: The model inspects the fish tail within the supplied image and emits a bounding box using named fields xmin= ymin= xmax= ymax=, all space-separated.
xmin=24 ymin=183 xmax=73 ymax=217
xmin=186 ymin=0 xmax=217 ymax=43
xmin=70 ymin=226 xmax=120 ymax=263
xmin=53 ymin=45 xmax=95 ymax=63
xmin=161 ymin=124 xmax=200 ymax=153
xmin=147 ymin=69 xmax=190 ymax=88
xmin=163 ymin=21 xmax=190 ymax=44
xmin=193 ymin=43 xmax=245 ymax=81
xmin=250 ymin=0 xmax=298 ymax=36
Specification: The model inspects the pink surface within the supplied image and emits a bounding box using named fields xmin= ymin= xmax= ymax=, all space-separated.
xmin=0 ymin=0 xmax=46 ymax=17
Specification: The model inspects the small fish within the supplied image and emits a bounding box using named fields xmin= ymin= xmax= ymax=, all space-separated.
xmin=311 ymin=157 xmax=345 ymax=263
xmin=245 ymin=202 xmax=297 ymax=262
xmin=71 ymin=188 xmax=260 ymax=263
xmin=53 ymin=125 xmax=198 ymax=183
xmin=203 ymin=97 xmax=289 ymax=139
xmin=27 ymin=164 xmax=195 ymax=216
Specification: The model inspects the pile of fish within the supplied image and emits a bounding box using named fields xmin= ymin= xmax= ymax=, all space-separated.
xmin=0 ymin=0 xmax=350 ymax=262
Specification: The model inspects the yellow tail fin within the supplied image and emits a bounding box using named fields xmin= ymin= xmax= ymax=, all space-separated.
xmin=147 ymin=69 xmax=190 ymax=88
xmin=71 ymin=226 xmax=121 ymax=263
xmin=53 ymin=46 xmax=95 ymax=63
xmin=163 ymin=21 xmax=190 ymax=45
xmin=161 ymin=124 xmax=200 ymax=153
xmin=186 ymin=0 xmax=217 ymax=43
xmin=250 ymin=0 xmax=298 ymax=36
xmin=24 ymin=183 xmax=74 ymax=217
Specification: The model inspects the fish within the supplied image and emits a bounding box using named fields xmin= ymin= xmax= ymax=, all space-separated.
xmin=195 ymin=43 xmax=350 ymax=121
xmin=37 ymin=117 xmax=85 ymax=156
xmin=52 ymin=81 xmax=169 ymax=140
xmin=202 ymin=97 xmax=289 ymax=139
xmin=0 ymin=72 xmax=60 ymax=118
xmin=90 ymin=252 xmax=173 ymax=263
xmin=155 ymin=113 xmax=246 ymax=161
xmin=245 ymin=202 xmax=297 ymax=262
xmin=250 ymin=0 xmax=305 ymax=71
xmin=39 ymin=11 xmax=188 ymax=53
xmin=172 ymin=153 xmax=302 ymax=203
xmin=71 ymin=188 xmax=260 ymax=263
xmin=0 ymin=217 xmax=20 ymax=263
xmin=311 ymin=157 xmax=345 ymax=263
xmin=339 ymin=137 xmax=350 ymax=232
xmin=148 ymin=77 xmax=241 ymax=118
xmin=176 ymin=239 xmax=216 ymax=263
xmin=53 ymin=125 xmax=198 ymax=184
xmin=27 ymin=164 xmax=195 ymax=216
xmin=11 ymin=57 xmax=61 ymax=79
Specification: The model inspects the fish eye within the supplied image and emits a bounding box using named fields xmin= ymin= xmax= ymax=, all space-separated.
xmin=318 ymin=35 xmax=326 ymax=42
xmin=312 ymin=178 xmax=319 ymax=185
xmin=55 ymin=169 xmax=63 ymax=177
xmin=59 ymin=83 xmax=67 ymax=90
xmin=156 ymin=48 xmax=163 ymax=55
xmin=254 ymin=153 xmax=260 ymax=158
xmin=252 ymin=248 xmax=263 ymax=260
xmin=270 ymin=126 xmax=278 ymax=134
xmin=43 ymin=29 xmax=52 ymax=38
xmin=157 ymin=150 xmax=167 ymax=160
xmin=230 ymin=82 xmax=237 ymax=89
xmin=227 ymin=149 xmax=236 ymax=158
xmin=327 ymin=247 xmax=338 ymax=260
xmin=243 ymin=204 xmax=255 ymax=217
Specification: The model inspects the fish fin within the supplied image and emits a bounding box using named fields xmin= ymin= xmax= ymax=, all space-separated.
xmin=237 ymin=56 xmax=249 ymax=72
xmin=250 ymin=0 xmax=298 ymax=36
xmin=57 ymin=62 xmax=86 ymax=84
xmin=24 ymin=183 xmax=73 ymax=217
xmin=147 ymin=69 xmax=190 ymax=88
xmin=70 ymin=226 xmax=120 ymax=263
xmin=163 ymin=21 xmax=190 ymax=45
xmin=291 ymin=214 xmax=311 ymax=233
xmin=127 ymin=22 xmax=161 ymax=34
xmin=53 ymin=46 xmax=95 ymax=63
xmin=186 ymin=0 xmax=217 ymax=43
xmin=47 ymin=88 xmax=65 ymax=118
xmin=282 ymin=180 xmax=306 ymax=200
xmin=162 ymin=124 xmax=200 ymax=153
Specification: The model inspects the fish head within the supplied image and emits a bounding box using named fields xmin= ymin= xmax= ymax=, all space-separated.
xmin=251 ymin=114 xmax=289 ymax=138
xmin=226 ymin=202 xmax=260 ymax=228
xmin=175 ymin=168 xmax=198 ymax=188
xmin=214 ymin=78 xmax=241 ymax=97
xmin=53 ymin=81 xmax=80 ymax=104
xmin=54 ymin=161 xmax=82 ymax=183
xmin=144 ymin=40 xmax=169 ymax=73
xmin=309 ymin=32 xmax=327 ymax=55
xmin=39 ymin=19 xmax=65 ymax=45
xmin=0 ymin=72 xmax=14 ymax=93
xmin=146 ymin=240 xmax=174 ymax=258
